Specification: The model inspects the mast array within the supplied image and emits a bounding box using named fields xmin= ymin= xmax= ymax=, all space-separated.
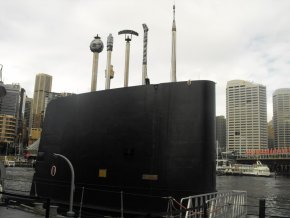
xmin=89 ymin=4 xmax=177 ymax=90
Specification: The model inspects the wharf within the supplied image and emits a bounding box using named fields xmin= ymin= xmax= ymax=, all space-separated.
xmin=0 ymin=206 xmax=43 ymax=218
xmin=14 ymin=161 xmax=34 ymax=167
xmin=0 ymin=204 xmax=66 ymax=218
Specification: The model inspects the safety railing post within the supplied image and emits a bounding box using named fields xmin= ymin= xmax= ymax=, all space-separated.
xmin=121 ymin=191 xmax=124 ymax=218
xmin=203 ymin=203 xmax=208 ymax=218
xmin=259 ymin=199 xmax=266 ymax=218
xmin=45 ymin=198 xmax=50 ymax=218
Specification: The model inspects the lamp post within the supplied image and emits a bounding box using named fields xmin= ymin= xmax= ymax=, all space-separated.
xmin=53 ymin=153 xmax=75 ymax=217
xmin=118 ymin=30 xmax=138 ymax=87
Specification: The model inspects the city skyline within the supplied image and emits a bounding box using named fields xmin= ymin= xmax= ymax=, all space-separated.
xmin=1 ymin=0 xmax=290 ymax=121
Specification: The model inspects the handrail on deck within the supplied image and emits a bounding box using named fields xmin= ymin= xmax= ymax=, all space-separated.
xmin=179 ymin=190 xmax=247 ymax=218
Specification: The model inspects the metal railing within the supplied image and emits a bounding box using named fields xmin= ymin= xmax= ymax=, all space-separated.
xmin=206 ymin=190 xmax=247 ymax=218
xmin=179 ymin=190 xmax=247 ymax=218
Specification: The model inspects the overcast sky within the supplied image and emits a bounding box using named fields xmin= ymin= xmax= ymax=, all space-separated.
xmin=1 ymin=0 xmax=290 ymax=121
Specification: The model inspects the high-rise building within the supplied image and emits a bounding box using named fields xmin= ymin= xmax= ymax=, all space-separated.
xmin=268 ymin=120 xmax=274 ymax=148
xmin=226 ymin=80 xmax=267 ymax=155
xmin=0 ymin=115 xmax=16 ymax=143
xmin=0 ymin=84 xmax=21 ymax=117
xmin=23 ymin=97 xmax=33 ymax=146
xmin=24 ymin=97 xmax=33 ymax=129
xmin=0 ymin=83 xmax=25 ymax=142
xmin=216 ymin=115 xmax=226 ymax=152
xmin=273 ymin=88 xmax=290 ymax=148
xmin=32 ymin=73 xmax=52 ymax=128
xmin=18 ymin=88 xmax=26 ymax=135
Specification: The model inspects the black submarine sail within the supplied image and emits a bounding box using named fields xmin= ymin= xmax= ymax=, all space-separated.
xmin=31 ymin=6 xmax=216 ymax=216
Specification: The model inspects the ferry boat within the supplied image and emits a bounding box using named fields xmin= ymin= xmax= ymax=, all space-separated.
xmin=3 ymin=156 xmax=15 ymax=167
xmin=217 ymin=160 xmax=271 ymax=177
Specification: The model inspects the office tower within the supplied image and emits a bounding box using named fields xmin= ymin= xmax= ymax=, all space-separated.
xmin=0 ymin=83 xmax=25 ymax=142
xmin=268 ymin=120 xmax=274 ymax=148
xmin=273 ymin=88 xmax=290 ymax=148
xmin=24 ymin=97 xmax=33 ymax=129
xmin=23 ymin=97 xmax=33 ymax=146
xmin=216 ymin=115 xmax=226 ymax=152
xmin=0 ymin=84 xmax=21 ymax=116
xmin=226 ymin=80 xmax=267 ymax=155
xmin=32 ymin=73 xmax=52 ymax=128
xmin=18 ymin=88 xmax=26 ymax=134
xmin=0 ymin=115 xmax=16 ymax=143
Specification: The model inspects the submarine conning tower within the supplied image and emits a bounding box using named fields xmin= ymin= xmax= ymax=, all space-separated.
xmin=32 ymin=80 xmax=216 ymax=214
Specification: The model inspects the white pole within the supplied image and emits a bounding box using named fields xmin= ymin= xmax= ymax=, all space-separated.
xmin=90 ymin=35 xmax=103 ymax=91
xmin=170 ymin=5 xmax=177 ymax=82
xmin=124 ymin=40 xmax=130 ymax=87
xmin=105 ymin=34 xmax=113 ymax=90
xmin=91 ymin=52 xmax=99 ymax=92
xmin=53 ymin=153 xmax=75 ymax=217
xmin=170 ymin=29 xmax=176 ymax=82
xmin=105 ymin=51 xmax=112 ymax=90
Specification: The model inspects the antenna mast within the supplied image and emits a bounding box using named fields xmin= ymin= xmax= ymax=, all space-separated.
xmin=90 ymin=35 xmax=103 ymax=91
xmin=170 ymin=4 xmax=177 ymax=82
xmin=105 ymin=34 xmax=114 ymax=90
xmin=142 ymin=24 xmax=149 ymax=85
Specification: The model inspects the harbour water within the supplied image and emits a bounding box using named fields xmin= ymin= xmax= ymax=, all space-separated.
xmin=217 ymin=175 xmax=290 ymax=217
xmin=2 ymin=167 xmax=290 ymax=217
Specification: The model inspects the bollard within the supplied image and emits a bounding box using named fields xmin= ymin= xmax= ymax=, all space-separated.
xmin=259 ymin=199 xmax=265 ymax=218
xmin=34 ymin=202 xmax=44 ymax=213
xmin=49 ymin=205 xmax=59 ymax=217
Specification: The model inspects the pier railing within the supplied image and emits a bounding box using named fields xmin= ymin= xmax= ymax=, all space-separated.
xmin=180 ymin=190 xmax=247 ymax=218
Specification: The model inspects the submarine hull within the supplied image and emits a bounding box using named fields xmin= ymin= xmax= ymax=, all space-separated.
xmin=32 ymin=81 xmax=216 ymax=215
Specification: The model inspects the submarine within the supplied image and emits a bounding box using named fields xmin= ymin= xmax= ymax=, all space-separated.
xmin=31 ymin=10 xmax=216 ymax=216
xmin=32 ymin=80 xmax=216 ymax=216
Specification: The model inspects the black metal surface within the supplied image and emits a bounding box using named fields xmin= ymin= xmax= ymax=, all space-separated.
xmin=32 ymin=81 xmax=216 ymax=215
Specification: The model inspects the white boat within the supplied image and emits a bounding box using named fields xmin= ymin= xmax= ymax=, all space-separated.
xmin=3 ymin=156 xmax=15 ymax=167
xmin=217 ymin=160 xmax=271 ymax=177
